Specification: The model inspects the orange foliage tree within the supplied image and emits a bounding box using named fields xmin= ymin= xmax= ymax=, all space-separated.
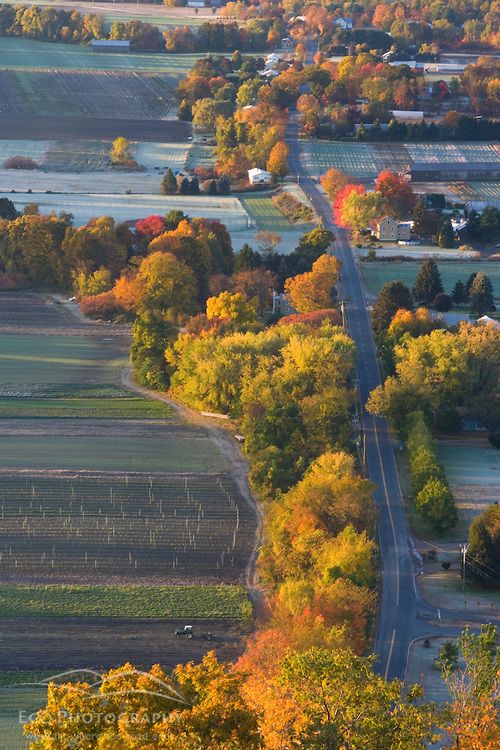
xmin=284 ymin=254 xmax=341 ymax=312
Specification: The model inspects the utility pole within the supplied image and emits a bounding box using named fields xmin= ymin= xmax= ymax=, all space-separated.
xmin=340 ymin=299 xmax=347 ymax=330
xmin=460 ymin=543 xmax=469 ymax=590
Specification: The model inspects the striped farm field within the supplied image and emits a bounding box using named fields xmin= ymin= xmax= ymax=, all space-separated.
xmin=0 ymin=471 xmax=254 ymax=583
xmin=303 ymin=140 xmax=500 ymax=180
xmin=0 ymin=37 xmax=203 ymax=73
xmin=0 ymin=69 xmax=177 ymax=119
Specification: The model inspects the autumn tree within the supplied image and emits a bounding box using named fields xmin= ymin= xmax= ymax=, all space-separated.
xmin=335 ymin=187 xmax=386 ymax=236
xmin=272 ymin=648 xmax=438 ymax=750
xmin=206 ymin=290 xmax=258 ymax=329
xmin=284 ymin=254 xmax=340 ymax=313
xmin=375 ymin=170 xmax=416 ymax=218
xmin=320 ymin=168 xmax=352 ymax=201
xmin=109 ymin=136 xmax=132 ymax=164
xmin=233 ymin=268 xmax=276 ymax=316
xmin=138 ymin=251 xmax=197 ymax=317
xmin=266 ymin=140 xmax=289 ymax=180
xmin=443 ymin=625 xmax=500 ymax=750
xmin=25 ymin=653 xmax=262 ymax=750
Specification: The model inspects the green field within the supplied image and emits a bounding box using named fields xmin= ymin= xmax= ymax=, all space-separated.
xmin=0 ymin=584 xmax=251 ymax=619
xmin=359 ymin=261 xmax=500 ymax=299
xmin=0 ymin=382 xmax=173 ymax=419
xmin=0 ymin=335 xmax=128 ymax=386
xmin=238 ymin=193 xmax=296 ymax=232
xmin=0 ymin=432 xmax=226 ymax=472
xmin=0 ymin=37 xmax=203 ymax=73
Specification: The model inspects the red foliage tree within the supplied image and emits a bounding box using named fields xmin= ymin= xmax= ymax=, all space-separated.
xmin=333 ymin=183 xmax=365 ymax=226
xmin=374 ymin=170 xmax=416 ymax=218
xmin=135 ymin=215 xmax=166 ymax=241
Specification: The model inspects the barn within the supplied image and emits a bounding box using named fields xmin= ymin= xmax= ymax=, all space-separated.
xmin=91 ymin=40 xmax=131 ymax=53
xmin=408 ymin=162 xmax=500 ymax=182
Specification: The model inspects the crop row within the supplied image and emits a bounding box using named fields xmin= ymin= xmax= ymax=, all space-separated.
xmin=0 ymin=474 xmax=256 ymax=581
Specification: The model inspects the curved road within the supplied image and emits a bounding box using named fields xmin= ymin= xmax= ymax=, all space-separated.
xmin=286 ymin=114 xmax=498 ymax=680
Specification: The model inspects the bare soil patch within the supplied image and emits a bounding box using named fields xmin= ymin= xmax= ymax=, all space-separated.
xmin=0 ymin=115 xmax=191 ymax=142
xmin=0 ymin=617 xmax=244 ymax=672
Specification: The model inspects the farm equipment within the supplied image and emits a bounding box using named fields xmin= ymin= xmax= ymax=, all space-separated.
xmin=175 ymin=625 xmax=193 ymax=639
xmin=174 ymin=626 xmax=216 ymax=641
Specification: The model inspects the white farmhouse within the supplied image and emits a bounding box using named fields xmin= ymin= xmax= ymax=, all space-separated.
xmin=248 ymin=168 xmax=271 ymax=185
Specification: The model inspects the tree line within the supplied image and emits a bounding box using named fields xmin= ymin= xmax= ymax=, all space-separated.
xmin=0 ymin=4 xmax=274 ymax=52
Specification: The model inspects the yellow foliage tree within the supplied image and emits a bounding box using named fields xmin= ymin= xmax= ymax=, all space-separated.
xmin=109 ymin=136 xmax=132 ymax=164
xmin=266 ymin=140 xmax=289 ymax=180
xmin=206 ymin=291 xmax=258 ymax=328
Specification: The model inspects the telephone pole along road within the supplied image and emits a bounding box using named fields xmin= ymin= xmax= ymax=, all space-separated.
xmin=286 ymin=113 xmax=498 ymax=680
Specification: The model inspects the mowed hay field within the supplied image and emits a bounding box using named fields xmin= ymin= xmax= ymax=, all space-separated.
xmin=359 ymin=261 xmax=500 ymax=299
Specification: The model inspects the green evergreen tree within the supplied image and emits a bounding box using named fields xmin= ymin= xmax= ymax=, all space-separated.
xmin=437 ymin=218 xmax=455 ymax=248
xmin=413 ymin=259 xmax=444 ymax=304
xmin=469 ymin=272 xmax=495 ymax=316
xmin=0 ymin=197 xmax=18 ymax=220
xmin=480 ymin=206 xmax=500 ymax=242
xmin=160 ymin=168 xmax=178 ymax=195
xmin=235 ymin=243 xmax=262 ymax=272
xmin=371 ymin=281 xmax=413 ymax=333
xmin=451 ymin=279 xmax=467 ymax=305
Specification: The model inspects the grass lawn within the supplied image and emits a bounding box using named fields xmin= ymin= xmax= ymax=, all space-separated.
xmin=438 ymin=440 xmax=500 ymax=539
xmin=0 ymin=584 xmax=252 ymax=619
xmin=0 ymin=335 xmax=127 ymax=386
xmin=0 ymin=433 xmax=226 ymax=472
xmin=420 ymin=570 xmax=499 ymax=615
xmin=398 ymin=441 xmax=500 ymax=543
xmin=359 ymin=261 xmax=500 ymax=299
xmin=0 ymin=37 xmax=204 ymax=74
xmin=405 ymin=637 xmax=452 ymax=702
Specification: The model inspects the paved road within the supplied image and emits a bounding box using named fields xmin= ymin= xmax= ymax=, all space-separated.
xmin=286 ymin=114 xmax=498 ymax=680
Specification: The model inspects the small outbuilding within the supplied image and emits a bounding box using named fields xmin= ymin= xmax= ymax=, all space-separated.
xmin=248 ymin=168 xmax=271 ymax=185
xmin=91 ymin=39 xmax=130 ymax=53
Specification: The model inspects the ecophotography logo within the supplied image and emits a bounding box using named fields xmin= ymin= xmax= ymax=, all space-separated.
xmin=11 ymin=668 xmax=189 ymax=743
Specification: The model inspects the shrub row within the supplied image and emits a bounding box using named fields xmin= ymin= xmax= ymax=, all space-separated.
xmin=406 ymin=411 xmax=457 ymax=534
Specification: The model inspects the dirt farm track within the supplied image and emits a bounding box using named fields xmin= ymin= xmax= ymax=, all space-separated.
xmin=0 ymin=115 xmax=191 ymax=142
